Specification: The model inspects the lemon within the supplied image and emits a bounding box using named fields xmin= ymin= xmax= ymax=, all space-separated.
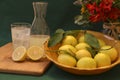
xmin=94 ymin=53 xmax=111 ymax=67
xmin=75 ymin=49 xmax=92 ymax=60
xmin=75 ymin=42 xmax=90 ymax=50
xmin=98 ymin=39 xmax=106 ymax=47
xmin=99 ymin=46 xmax=118 ymax=62
xmin=78 ymin=35 xmax=85 ymax=43
xmin=12 ymin=46 xmax=27 ymax=61
xmin=27 ymin=46 xmax=44 ymax=61
xmin=62 ymin=35 xmax=77 ymax=46
xmin=58 ymin=45 xmax=77 ymax=57
xmin=77 ymin=57 xmax=97 ymax=69
xmin=57 ymin=53 xmax=77 ymax=67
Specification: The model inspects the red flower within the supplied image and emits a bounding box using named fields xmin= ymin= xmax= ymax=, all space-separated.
xmin=86 ymin=0 xmax=119 ymax=23
xmin=99 ymin=0 xmax=112 ymax=12
xmin=108 ymin=8 xmax=120 ymax=20
xmin=89 ymin=14 xmax=101 ymax=22
xmin=86 ymin=2 xmax=96 ymax=14
xmin=74 ymin=0 xmax=120 ymax=25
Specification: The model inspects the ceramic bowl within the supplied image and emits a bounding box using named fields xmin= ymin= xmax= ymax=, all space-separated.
xmin=44 ymin=30 xmax=120 ymax=75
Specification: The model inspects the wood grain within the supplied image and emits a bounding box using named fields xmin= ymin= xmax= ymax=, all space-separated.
xmin=0 ymin=43 xmax=51 ymax=75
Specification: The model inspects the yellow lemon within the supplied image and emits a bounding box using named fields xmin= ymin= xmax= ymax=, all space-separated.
xmin=94 ymin=53 xmax=111 ymax=68
xmin=75 ymin=42 xmax=91 ymax=50
xmin=27 ymin=46 xmax=44 ymax=61
xmin=57 ymin=53 xmax=77 ymax=67
xmin=75 ymin=49 xmax=92 ymax=60
xmin=62 ymin=35 xmax=77 ymax=46
xmin=78 ymin=35 xmax=85 ymax=43
xmin=98 ymin=39 xmax=106 ymax=47
xmin=77 ymin=57 xmax=97 ymax=69
xmin=99 ymin=46 xmax=118 ymax=62
xmin=12 ymin=46 xmax=27 ymax=61
xmin=58 ymin=45 xmax=77 ymax=57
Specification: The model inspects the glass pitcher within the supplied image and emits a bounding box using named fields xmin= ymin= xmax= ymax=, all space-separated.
xmin=30 ymin=2 xmax=50 ymax=47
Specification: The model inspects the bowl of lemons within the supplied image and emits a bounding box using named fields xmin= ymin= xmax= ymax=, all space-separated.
xmin=44 ymin=29 xmax=120 ymax=75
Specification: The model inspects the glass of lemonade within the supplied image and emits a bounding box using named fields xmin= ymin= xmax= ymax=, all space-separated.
xmin=11 ymin=22 xmax=31 ymax=49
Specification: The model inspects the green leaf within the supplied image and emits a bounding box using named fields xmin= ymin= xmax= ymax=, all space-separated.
xmin=86 ymin=47 xmax=97 ymax=58
xmin=85 ymin=33 xmax=100 ymax=49
xmin=65 ymin=30 xmax=81 ymax=37
xmin=55 ymin=29 xmax=65 ymax=33
xmin=48 ymin=29 xmax=65 ymax=47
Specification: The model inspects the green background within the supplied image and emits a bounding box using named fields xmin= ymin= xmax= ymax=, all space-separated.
xmin=0 ymin=0 xmax=103 ymax=45
xmin=0 ymin=0 xmax=120 ymax=80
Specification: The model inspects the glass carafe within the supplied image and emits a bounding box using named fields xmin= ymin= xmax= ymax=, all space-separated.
xmin=30 ymin=2 xmax=50 ymax=47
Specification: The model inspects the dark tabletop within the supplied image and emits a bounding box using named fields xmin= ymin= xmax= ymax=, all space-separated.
xmin=0 ymin=0 xmax=120 ymax=80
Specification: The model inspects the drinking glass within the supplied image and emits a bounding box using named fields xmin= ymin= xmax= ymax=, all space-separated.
xmin=11 ymin=22 xmax=31 ymax=49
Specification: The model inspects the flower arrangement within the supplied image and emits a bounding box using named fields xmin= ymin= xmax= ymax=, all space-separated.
xmin=74 ymin=0 xmax=120 ymax=25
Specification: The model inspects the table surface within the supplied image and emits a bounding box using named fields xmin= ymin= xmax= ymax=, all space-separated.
xmin=0 ymin=64 xmax=120 ymax=80
xmin=0 ymin=42 xmax=120 ymax=80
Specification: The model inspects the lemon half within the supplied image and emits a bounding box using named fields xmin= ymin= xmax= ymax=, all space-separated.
xmin=12 ymin=46 xmax=27 ymax=61
xmin=27 ymin=46 xmax=44 ymax=61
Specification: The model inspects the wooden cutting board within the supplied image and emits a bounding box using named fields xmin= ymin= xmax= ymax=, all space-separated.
xmin=0 ymin=43 xmax=51 ymax=75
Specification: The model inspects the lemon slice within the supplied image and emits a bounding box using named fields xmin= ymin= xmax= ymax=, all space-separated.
xmin=12 ymin=46 xmax=27 ymax=61
xmin=27 ymin=46 xmax=44 ymax=61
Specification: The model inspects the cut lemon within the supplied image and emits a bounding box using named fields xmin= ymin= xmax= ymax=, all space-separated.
xmin=27 ymin=46 xmax=44 ymax=61
xmin=12 ymin=46 xmax=27 ymax=61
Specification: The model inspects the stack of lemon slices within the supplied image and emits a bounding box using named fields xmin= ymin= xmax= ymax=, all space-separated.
xmin=12 ymin=46 xmax=44 ymax=61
